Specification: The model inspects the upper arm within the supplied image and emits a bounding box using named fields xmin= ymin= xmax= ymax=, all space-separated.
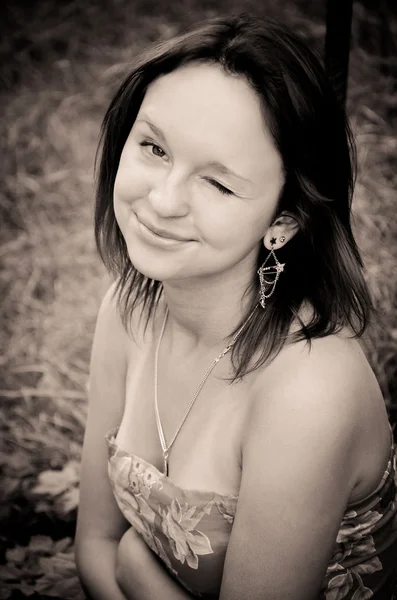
xmin=219 ymin=337 xmax=362 ymax=600
xmin=75 ymin=281 xmax=131 ymax=550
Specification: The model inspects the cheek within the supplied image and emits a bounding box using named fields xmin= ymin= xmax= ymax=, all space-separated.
xmin=114 ymin=144 xmax=149 ymax=206
xmin=200 ymin=205 xmax=266 ymax=253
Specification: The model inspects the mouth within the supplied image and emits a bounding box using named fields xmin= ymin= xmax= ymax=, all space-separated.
xmin=135 ymin=215 xmax=193 ymax=247
xmin=138 ymin=217 xmax=191 ymax=242
xmin=147 ymin=226 xmax=186 ymax=241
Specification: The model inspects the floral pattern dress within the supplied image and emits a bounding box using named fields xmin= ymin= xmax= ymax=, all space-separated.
xmin=105 ymin=426 xmax=397 ymax=599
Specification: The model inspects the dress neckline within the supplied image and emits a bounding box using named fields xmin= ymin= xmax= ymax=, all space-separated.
xmin=105 ymin=425 xmax=396 ymax=508
xmin=105 ymin=425 xmax=240 ymax=501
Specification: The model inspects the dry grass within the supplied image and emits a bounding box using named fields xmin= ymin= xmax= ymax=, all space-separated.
xmin=0 ymin=0 xmax=396 ymax=596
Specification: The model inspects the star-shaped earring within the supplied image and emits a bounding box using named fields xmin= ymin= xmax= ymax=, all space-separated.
xmin=270 ymin=237 xmax=277 ymax=245
xmin=275 ymin=263 xmax=285 ymax=273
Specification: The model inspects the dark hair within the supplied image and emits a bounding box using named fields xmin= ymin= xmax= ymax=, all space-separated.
xmin=95 ymin=13 xmax=375 ymax=381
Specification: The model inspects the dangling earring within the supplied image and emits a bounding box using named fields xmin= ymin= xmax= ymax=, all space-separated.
xmin=257 ymin=236 xmax=286 ymax=309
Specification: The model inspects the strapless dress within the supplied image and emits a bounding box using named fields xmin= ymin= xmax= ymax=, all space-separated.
xmin=106 ymin=426 xmax=397 ymax=599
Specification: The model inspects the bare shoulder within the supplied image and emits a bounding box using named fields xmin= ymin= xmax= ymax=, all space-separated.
xmin=94 ymin=280 xmax=128 ymax=348
xmin=253 ymin=325 xmax=370 ymax=414
xmin=246 ymin=322 xmax=391 ymax=500
xmin=92 ymin=279 xmax=148 ymax=366
xmin=95 ymin=279 xmax=135 ymax=341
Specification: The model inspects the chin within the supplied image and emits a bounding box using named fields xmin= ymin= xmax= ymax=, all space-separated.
xmin=126 ymin=250 xmax=181 ymax=282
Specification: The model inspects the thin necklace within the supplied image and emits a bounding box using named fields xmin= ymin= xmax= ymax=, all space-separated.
xmin=154 ymin=305 xmax=258 ymax=476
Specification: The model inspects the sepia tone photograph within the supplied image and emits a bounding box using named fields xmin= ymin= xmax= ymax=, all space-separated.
xmin=1 ymin=0 xmax=397 ymax=598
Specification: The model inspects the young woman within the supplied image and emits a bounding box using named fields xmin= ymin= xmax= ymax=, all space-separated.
xmin=74 ymin=13 xmax=397 ymax=600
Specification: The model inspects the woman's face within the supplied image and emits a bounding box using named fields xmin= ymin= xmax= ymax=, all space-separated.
xmin=114 ymin=62 xmax=285 ymax=283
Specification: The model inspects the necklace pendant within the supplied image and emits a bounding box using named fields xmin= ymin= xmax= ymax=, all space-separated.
xmin=163 ymin=453 xmax=169 ymax=477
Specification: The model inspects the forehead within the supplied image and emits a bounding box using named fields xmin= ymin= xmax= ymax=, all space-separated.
xmin=137 ymin=63 xmax=282 ymax=180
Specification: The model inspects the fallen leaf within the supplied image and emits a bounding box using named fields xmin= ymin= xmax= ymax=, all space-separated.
xmin=34 ymin=499 xmax=51 ymax=513
xmin=39 ymin=552 xmax=77 ymax=578
xmin=56 ymin=486 xmax=79 ymax=515
xmin=53 ymin=537 xmax=73 ymax=554
xmin=5 ymin=545 xmax=27 ymax=565
xmin=28 ymin=535 xmax=53 ymax=554
xmin=2 ymin=453 xmax=34 ymax=477
xmin=0 ymin=563 xmax=21 ymax=581
xmin=32 ymin=460 xmax=79 ymax=497
xmin=35 ymin=575 xmax=85 ymax=600
xmin=35 ymin=550 xmax=84 ymax=598
xmin=32 ymin=469 xmax=69 ymax=496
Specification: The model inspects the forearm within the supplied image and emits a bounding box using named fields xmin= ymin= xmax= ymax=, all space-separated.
xmin=75 ymin=537 xmax=128 ymax=600
xmin=117 ymin=541 xmax=195 ymax=600
xmin=115 ymin=528 xmax=195 ymax=600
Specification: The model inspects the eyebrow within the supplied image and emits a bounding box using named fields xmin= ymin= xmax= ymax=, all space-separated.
xmin=204 ymin=160 xmax=252 ymax=185
xmin=136 ymin=117 xmax=253 ymax=186
xmin=136 ymin=118 xmax=167 ymax=144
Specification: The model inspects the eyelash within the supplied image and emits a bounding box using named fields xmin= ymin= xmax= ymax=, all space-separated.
xmin=140 ymin=141 xmax=166 ymax=158
xmin=139 ymin=140 xmax=233 ymax=196
xmin=208 ymin=179 xmax=233 ymax=196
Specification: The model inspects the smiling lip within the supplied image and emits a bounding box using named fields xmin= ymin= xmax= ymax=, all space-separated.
xmin=138 ymin=218 xmax=191 ymax=242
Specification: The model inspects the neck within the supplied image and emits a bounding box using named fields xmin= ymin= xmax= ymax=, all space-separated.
xmin=161 ymin=268 xmax=258 ymax=355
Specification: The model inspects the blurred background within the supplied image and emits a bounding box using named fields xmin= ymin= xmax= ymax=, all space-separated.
xmin=0 ymin=0 xmax=396 ymax=598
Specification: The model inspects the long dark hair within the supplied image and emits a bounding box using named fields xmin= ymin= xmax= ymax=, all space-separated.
xmin=95 ymin=13 xmax=375 ymax=381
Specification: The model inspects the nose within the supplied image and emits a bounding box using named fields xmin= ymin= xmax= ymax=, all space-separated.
xmin=147 ymin=169 xmax=189 ymax=218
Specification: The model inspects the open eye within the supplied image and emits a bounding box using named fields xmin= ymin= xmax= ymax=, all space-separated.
xmin=208 ymin=179 xmax=233 ymax=196
xmin=140 ymin=141 xmax=167 ymax=159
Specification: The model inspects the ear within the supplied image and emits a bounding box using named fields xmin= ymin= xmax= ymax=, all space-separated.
xmin=263 ymin=212 xmax=299 ymax=250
